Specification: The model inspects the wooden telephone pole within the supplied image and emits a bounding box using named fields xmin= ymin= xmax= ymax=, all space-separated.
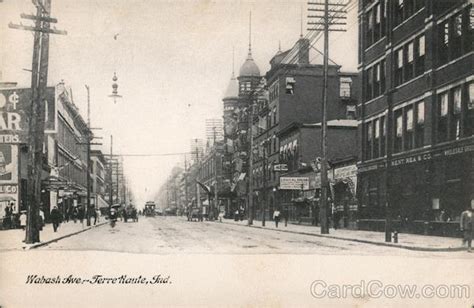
xmin=308 ymin=0 xmax=347 ymax=234
xmin=9 ymin=0 xmax=66 ymax=243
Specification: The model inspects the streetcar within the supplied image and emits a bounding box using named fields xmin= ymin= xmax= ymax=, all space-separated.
xmin=144 ymin=201 xmax=156 ymax=217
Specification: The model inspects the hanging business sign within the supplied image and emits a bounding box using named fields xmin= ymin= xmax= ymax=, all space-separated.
xmin=0 ymin=87 xmax=57 ymax=144
xmin=273 ymin=164 xmax=288 ymax=172
xmin=279 ymin=177 xmax=309 ymax=190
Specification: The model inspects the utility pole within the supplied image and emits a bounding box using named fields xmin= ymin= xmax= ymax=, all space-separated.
xmin=109 ymin=135 xmax=113 ymax=212
xmin=213 ymin=127 xmax=218 ymax=221
xmin=184 ymin=155 xmax=188 ymax=214
xmin=194 ymin=139 xmax=200 ymax=212
xmin=262 ymin=139 xmax=267 ymax=227
xmin=308 ymin=0 xmax=347 ymax=234
xmin=9 ymin=0 xmax=66 ymax=243
xmin=247 ymin=98 xmax=255 ymax=226
xmin=85 ymin=85 xmax=91 ymax=226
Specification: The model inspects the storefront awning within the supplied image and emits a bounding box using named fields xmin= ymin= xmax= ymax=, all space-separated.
xmin=97 ymin=195 xmax=109 ymax=209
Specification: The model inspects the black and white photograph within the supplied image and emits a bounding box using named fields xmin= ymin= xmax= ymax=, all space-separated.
xmin=0 ymin=0 xmax=473 ymax=307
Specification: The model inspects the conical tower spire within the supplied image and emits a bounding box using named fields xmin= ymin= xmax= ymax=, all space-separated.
xmin=248 ymin=11 xmax=252 ymax=56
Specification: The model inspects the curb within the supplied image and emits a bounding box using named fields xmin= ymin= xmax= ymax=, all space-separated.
xmin=23 ymin=222 xmax=108 ymax=250
xmin=220 ymin=221 xmax=465 ymax=252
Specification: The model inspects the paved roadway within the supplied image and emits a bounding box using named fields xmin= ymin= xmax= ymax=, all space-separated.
xmin=40 ymin=216 xmax=471 ymax=258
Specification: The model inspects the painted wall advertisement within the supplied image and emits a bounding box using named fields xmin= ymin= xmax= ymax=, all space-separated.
xmin=0 ymin=144 xmax=19 ymax=215
xmin=0 ymin=87 xmax=57 ymax=144
xmin=0 ymin=86 xmax=57 ymax=216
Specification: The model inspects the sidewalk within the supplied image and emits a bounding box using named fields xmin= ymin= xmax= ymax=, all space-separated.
xmin=0 ymin=220 xmax=107 ymax=251
xmin=222 ymin=219 xmax=465 ymax=252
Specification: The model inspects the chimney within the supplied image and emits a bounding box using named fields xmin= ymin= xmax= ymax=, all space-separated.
xmin=298 ymin=38 xmax=310 ymax=64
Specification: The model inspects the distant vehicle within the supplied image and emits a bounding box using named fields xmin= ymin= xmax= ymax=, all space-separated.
xmin=187 ymin=208 xmax=201 ymax=222
xmin=144 ymin=201 xmax=156 ymax=217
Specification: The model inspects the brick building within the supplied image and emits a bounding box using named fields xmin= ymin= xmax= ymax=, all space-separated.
xmin=357 ymin=0 xmax=473 ymax=236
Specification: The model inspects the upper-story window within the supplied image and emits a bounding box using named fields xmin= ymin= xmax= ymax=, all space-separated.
xmin=340 ymin=77 xmax=352 ymax=98
xmin=438 ymin=7 xmax=472 ymax=66
xmin=285 ymin=77 xmax=295 ymax=94
xmin=365 ymin=59 xmax=386 ymax=100
xmin=365 ymin=0 xmax=387 ymax=48
xmin=395 ymin=0 xmax=424 ymax=26
xmin=394 ymin=35 xmax=425 ymax=86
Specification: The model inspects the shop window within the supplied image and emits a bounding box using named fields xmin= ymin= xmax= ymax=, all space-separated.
xmin=415 ymin=101 xmax=425 ymax=148
xmin=394 ymin=110 xmax=403 ymax=153
xmin=438 ymin=92 xmax=448 ymax=143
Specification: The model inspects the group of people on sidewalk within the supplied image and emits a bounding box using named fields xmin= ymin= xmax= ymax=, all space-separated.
xmin=3 ymin=203 xmax=102 ymax=233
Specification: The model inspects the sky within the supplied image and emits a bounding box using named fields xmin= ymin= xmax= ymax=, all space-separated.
xmin=0 ymin=0 xmax=358 ymax=208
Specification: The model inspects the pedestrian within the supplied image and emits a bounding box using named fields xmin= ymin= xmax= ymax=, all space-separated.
xmin=218 ymin=210 xmax=224 ymax=222
xmin=50 ymin=206 xmax=61 ymax=232
xmin=19 ymin=211 xmax=27 ymax=230
xmin=283 ymin=207 xmax=289 ymax=227
xmin=3 ymin=204 xmax=12 ymax=229
xmin=78 ymin=206 xmax=84 ymax=224
xmin=72 ymin=207 xmax=78 ymax=223
xmin=234 ymin=209 xmax=239 ymax=222
xmin=38 ymin=208 xmax=45 ymax=231
xmin=460 ymin=204 xmax=474 ymax=253
xmin=273 ymin=209 xmax=281 ymax=228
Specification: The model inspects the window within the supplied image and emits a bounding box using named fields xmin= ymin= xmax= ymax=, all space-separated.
xmin=272 ymin=107 xmax=277 ymax=125
xmin=454 ymin=14 xmax=463 ymax=37
xmin=374 ymin=118 xmax=380 ymax=158
xmin=416 ymin=35 xmax=425 ymax=75
xmin=418 ymin=35 xmax=425 ymax=56
xmin=395 ymin=36 xmax=426 ymax=85
xmin=381 ymin=116 xmax=386 ymax=156
xmin=438 ymin=93 xmax=448 ymax=143
xmin=340 ymin=77 xmax=352 ymax=98
xmin=405 ymin=106 xmax=414 ymax=150
xmin=467 ymin=82 xmax=474 ymax=136
xmin=405 ymin=43 xmax=414 ymax=80
xmin=395 ymin=0 xmax=425 ymax=26
xmin=438 ymin=7 xmax=472 ymax=65
xmin=394 ymin=111 xmax=403 ymax=153
xmin=395 ymin=49 xmax=403 ymax=85
xmin=451 ymin=87 xmax=462 ymax=140
xmin=366 ymin=122 xmax=373 ymax=160
xmin=407 ymin=42 xmax=414 ymax=63
xmin=366 ymin=67 xmax=373 ymax=100
xmin=285 ymin=77 xmax=295 ymax=94
xmin=415 ymin=101 xmax=425 ymax=148
xmin=365 ymin=1 xmax=387 ymax=48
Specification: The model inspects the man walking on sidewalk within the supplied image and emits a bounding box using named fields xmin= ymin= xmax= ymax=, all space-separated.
xmin=460 ymin=203 xmax=474 ymax=253
xmin=50 ymin=206 xmax=61 ymax=232
xmin=273 ymin=208 xmax=281 ymax=228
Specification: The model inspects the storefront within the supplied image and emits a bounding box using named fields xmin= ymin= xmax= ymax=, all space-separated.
xmin=357 ymin=142 xmax=474 ymax=236
xmin=330 ymin=163 xmax=358 ymax=229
